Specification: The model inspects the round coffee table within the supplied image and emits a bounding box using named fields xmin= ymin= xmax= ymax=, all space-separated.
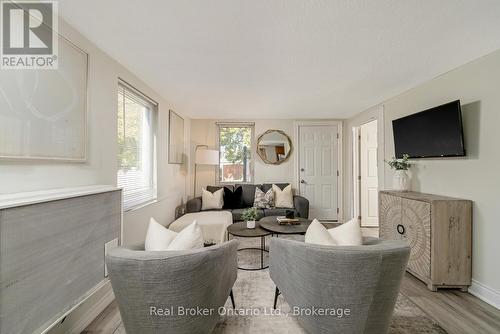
xmin=259 ymin=216 xmax=312 ymax=235
xmin=227 ymin=222 xmax=270 ymax=271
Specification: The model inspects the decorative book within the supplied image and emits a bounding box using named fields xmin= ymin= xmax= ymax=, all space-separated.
xmin=277 ymin=216 xmax=300 ymax=225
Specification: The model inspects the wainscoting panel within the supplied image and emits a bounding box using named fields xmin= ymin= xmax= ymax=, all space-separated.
xmin=0 ymin=187 xmax=121 ymax=334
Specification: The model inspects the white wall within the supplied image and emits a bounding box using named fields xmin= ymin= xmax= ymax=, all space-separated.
xmin=0 ymin=18 xmax=190 ymax=333
xmin=344 ymin=49 xmax=500 ymax=306
xmin=343 ymin=106 xmax=385 ymax=219
xmin=190 ymin=119 xmax=295 ymax=195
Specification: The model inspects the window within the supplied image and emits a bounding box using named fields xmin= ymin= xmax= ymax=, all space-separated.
xmin=218 ymin=123 xmax=254 ymax=183
xmin=117 ymin=81 xmax=157 ymax=210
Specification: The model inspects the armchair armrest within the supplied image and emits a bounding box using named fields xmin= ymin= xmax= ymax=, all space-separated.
xmin=293 ymin=195 xmax=309 ymax=218
xmin=186 ymin=196 xmax=202 ymax=213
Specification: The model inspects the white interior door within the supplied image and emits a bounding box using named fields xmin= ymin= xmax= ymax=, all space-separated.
xmin=298 ymin=125 xmax=339 ymax=220
xmin=360 ymin=120 xmax=379 ymax=227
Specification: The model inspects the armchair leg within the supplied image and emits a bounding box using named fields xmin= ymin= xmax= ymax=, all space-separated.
xmin=230 ymin=289 xmax=236 ymax=309
xmin=273 ymin=286 xmax=280 ymax=309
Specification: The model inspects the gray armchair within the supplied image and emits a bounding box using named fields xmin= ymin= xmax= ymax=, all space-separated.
xmin=269 ymin=237 xmax=410 ymax=334
xmin=106 ymin=240 xmax=238 ymax=334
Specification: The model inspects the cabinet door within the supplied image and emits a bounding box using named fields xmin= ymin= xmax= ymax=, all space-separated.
xmin=379 ymin=193 xmax=402 ymax=240
xmin=402 ymin=199 xmax=431 ymax=279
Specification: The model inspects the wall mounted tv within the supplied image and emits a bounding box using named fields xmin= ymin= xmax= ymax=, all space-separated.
xmin=392 ymin=100 xmax=465 ymax=158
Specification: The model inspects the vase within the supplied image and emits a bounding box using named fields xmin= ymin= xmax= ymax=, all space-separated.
xmin=246 ymin=220 xmax=256 ymax=229
xmin=393 ymin=170 xmax=410 ymax=191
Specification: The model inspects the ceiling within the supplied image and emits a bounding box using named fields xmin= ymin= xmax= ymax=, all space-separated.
xmin=58 ymin=0 xmax=500 ymax=119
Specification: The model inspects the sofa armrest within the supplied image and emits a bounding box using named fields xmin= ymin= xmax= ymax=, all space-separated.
xmin=186 ymin=197 xmax=202 ymax=213
xmin=293 ymin=195 xmax=309 ymax=219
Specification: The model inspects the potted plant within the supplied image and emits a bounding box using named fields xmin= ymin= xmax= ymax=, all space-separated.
xmin=386 ymin=154 xmax=412 ymax=191
xmin=241 ymin=207 xmax=258 ymax=229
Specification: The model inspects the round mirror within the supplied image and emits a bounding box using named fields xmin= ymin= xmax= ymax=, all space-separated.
xmin=256 ymin=130 xmax=293 ymax=165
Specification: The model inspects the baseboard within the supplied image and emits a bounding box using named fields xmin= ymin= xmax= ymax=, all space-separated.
xmin=469 ymin=279 xmax=500 ymax=310
xmin=65 ymin=283 xmax=115 ymax=334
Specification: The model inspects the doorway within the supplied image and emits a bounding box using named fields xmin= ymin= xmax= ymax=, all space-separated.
xmin=353 ymin=120 xmax=379 ymax=227
xmin=295 ymin=122 xmax=342 ymax=221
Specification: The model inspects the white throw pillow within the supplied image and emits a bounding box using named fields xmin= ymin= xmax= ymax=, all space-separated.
xmin=145 ymin=218 xmax=178 ymax=251
xmin=201 ymin=188 xmax=224 ymax=210
xmin=305 ymin=219 xmax=336 ymax=246
xmin=273 ymin=184 xmax=294 ymax=208
xmin=167 ymin=221 xmax=205 ymax=250
xmin=328 ymin=218 xmax=363 ymax=246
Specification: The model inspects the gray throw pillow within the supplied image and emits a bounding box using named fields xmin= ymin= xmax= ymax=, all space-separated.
xmin=254 ymin=188 xmax=274 ymax=209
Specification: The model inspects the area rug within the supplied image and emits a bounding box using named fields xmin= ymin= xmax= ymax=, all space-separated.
xmin=213 ymin=236 xmax=446 ymax=334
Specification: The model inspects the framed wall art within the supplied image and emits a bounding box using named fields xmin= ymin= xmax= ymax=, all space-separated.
xmin=0 ymin=35 xmax=88 ymax=161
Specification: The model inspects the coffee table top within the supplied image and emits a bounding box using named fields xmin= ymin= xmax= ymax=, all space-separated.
xmin=259 ymin=216 xmax=312 ymax=235
xmin=227 ymin=222 xmax=271 ymax=238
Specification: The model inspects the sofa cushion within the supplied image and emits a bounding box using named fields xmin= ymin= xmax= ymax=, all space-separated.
xmin=273 ymin=184 xmax=294 ymax=208
xmin=254 ymin=188 xmax=274 ymax=209
xmin=231 ymin=208 xmax=264 ymax=221
xmin=207 ymin=185 xmax=242 ymax=209
xmin=262 ymin=183 xmax=290 ymax=193
xmin=227 ymin=186 xmax=243 ymax=209
xmin=236 ymin=184 xmax=263 ymax=207
xmin=201 ymin=188 xmax=224 ymax=210
xmin=207 ymin=185 xmax=234 ymax=193
xmin=263 ymin=208 xmax=297 ymax=217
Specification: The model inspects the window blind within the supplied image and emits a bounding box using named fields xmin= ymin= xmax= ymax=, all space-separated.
xmin=117 ymin=82 xmax=157 ymax=210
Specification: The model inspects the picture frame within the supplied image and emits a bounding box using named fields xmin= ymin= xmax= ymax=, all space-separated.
xmin=0 ymin=34 xmax=88 ymax=162
xmin=168 ymin=110 xmax=184 ymax=164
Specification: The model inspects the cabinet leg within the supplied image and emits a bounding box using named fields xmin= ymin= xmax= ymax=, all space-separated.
xmin=428 ymin=283 xmax=438 ymax=292
xmin=460 ymin=286 xmax=468 ymax=292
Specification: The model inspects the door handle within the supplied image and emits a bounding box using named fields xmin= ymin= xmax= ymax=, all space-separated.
xmin=300 ymin=168 xmax=305 ymax=172
xmin=300 ymin=180 xmax=305 ymax=184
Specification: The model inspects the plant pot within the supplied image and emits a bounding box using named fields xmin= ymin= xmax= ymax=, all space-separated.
xmin=246 ymin=220 xmax=256 ymax=229
xmin=393 ymin=170 xmax=410 ymax=191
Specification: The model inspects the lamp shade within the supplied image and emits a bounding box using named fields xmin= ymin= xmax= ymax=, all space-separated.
xmin=195 ymin=149 xmax=219 ymax=165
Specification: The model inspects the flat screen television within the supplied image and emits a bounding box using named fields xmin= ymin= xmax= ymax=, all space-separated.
xmin=392 ymin=100 xmax=465 ymax=158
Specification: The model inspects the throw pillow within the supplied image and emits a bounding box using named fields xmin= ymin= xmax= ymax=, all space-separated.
xmin=145 ymin=218 xmax=178 ymax=251
xmin=254 ymin=187 xmax=274 ymax=209
xmin=201 ymin=188 xmax=224 ymax=210
xmin=228 ymin=186 xmax=244 ymax=208
xmin=167 ymin=221 xmax=205 ymax=250
xmin=206 ymin=186 xmax=243 ymax=209
xmin=145 ymin=219 xmax=204 ymax=251
xmin=327 ymin=218 xmax=363 ymax=246
xmin=305 ymin=219 xmax=335 ymax=246
xmin=273 ymin=184 xmax=294 ymax=208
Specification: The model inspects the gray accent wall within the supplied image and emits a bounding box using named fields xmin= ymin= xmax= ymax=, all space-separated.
xmin=0 ymin=190 xmax=121 ymax=334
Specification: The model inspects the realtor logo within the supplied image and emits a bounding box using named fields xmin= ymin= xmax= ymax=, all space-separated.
xmin=1 ymin=0 xmax=58 ymax=69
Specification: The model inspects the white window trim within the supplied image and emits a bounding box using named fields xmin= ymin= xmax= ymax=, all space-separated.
xmin=117 ymin=79 xmax=158 ymax=212
xmin=216 ymin=122 xmax=255 ymax=184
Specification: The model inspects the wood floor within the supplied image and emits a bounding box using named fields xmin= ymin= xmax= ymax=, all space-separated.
xmin=83 ymin=272 xmax=500 ymax=334
xmin=400 ymin=273 xmax=500 ymax=334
